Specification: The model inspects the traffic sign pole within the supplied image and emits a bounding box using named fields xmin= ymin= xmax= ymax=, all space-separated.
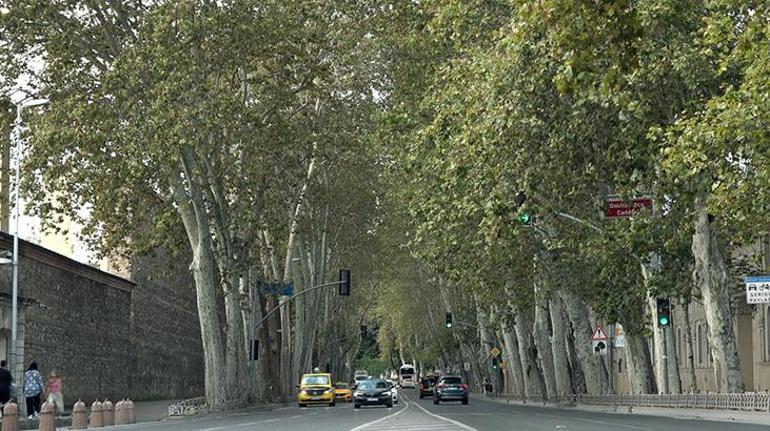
xmin=608 ymin=323 xmax=615 ymax=394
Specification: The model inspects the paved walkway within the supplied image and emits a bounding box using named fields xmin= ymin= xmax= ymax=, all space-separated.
xmin=479 ymin=394 xmax=770 ymax=427
xmin=14 ymin=399 xmax=181 ymax=430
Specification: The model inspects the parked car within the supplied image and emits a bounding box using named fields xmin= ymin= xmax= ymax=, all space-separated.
xmin=353 ymin=379 xmax=394 ymax=409
xmin=419 ymin=375 xmax=439 ymax=399
xmin=433 ymin=375 xmax=468 ymax=405
xmin=297 ymin=373 xmax=336 ymax=407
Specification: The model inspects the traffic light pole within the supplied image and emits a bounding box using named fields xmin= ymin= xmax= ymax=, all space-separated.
xmin=662 ymin=327 xmax=669 ymax=394
xmin=254 ymin=281 xmax=343 ymax=330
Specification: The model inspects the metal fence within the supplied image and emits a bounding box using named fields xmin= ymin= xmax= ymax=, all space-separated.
xmin=573 ymin=393 xmax=770 ymax=412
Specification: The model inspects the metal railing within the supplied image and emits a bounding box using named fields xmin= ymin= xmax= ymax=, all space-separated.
xmin=573 ymin=393 xmax=770 ymax=412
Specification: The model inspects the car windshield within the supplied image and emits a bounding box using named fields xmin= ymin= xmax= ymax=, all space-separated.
xmin=358 ymin=380 xmax=388 ymax=390
xmin=440 ymin=377 xmax=463 ymax=385
xmin=334 ymin=383 xmax=348 ymax=389
xmin=301 ymin=375 xmax=330 ymax=386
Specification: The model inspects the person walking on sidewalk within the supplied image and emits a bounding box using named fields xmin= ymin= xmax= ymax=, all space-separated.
xmin=0 ymin=360 xmax=13 ymax=411
xmin=45 ymin=370 xmax=64 ymax=416
xmin=23 ymin=362 xmax=44 ymax=419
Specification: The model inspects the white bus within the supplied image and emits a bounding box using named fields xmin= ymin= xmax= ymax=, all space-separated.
xmin=398 ymin=364 xmax=416 ymax=388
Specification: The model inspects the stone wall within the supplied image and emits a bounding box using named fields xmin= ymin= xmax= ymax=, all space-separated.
xmin=129 ymin=247 xmax=204 ymax=400
xmin=0 ymin=233 xmax=204 ymax=407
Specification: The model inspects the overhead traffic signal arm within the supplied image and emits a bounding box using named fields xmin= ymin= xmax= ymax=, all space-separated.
xmin=253 ymin=270 xmax=352 ymax=331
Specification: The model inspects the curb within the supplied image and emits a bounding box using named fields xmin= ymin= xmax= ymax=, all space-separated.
xmin=475 ymin=394 xmax=770 ymax=427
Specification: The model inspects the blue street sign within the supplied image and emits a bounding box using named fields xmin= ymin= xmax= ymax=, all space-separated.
xmin=258 ymin=280 xmax=294 ymax=296
xmin=746 ymin=275 xmax=770 ymax=304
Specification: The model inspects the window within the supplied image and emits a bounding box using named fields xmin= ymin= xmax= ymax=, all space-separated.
xmin=706 ymin=323 xmax=712 ymax=363
xmin=301 ymin=375 xmax=330 ymax=386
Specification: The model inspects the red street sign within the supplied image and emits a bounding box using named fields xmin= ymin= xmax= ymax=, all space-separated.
xmin=605 ymin=197 xmax=653 ymax=218
xmin=592 ymin=325 xmax=608 ymax=341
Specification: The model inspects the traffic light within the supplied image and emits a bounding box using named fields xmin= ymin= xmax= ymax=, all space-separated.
xmin=339 ymin=269 xmax=350 ymax=296
xmin=492 ymin=357 xmax=499 ymax=370
xmin=445 ymin=312 xmax=453 ymax=329
xmin=514 ymin=192 xmax=532 ymax=225
xmin=360 ymin=325 xmax=367 ymax=338
xmin=656 ymin=298 xmax=671 ymax=328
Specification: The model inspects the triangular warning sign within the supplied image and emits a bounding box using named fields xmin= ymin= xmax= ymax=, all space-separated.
xmin=592 ymin=325 xmax=608 ymax=341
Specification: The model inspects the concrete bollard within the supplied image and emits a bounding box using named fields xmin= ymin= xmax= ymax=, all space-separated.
xmin=114 ymin=400 xmax=127 ymax=425
xmin=37 ymin=402 xmax=55 ymax=431
xmin=88 ymin=401 xmax=103 ymax=428
xmin=102 ymin=400 xmax=114 ymax=426
xmin=70 ymin=400 xmax=87 ymax=430
xmin=2 ymin=401 xmax=19 ymax=431
xmin=125 ymin=399 xmax=136 ymax=424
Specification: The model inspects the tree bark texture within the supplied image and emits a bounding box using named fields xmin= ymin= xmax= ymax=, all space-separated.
xmin=562 ymin=290 xmax=609 ymax=394
xmin=549 ymin=294 xmax=573 ymax=399
xmin=692 ymin=193 xmax=743 ymax=392
xmin=533 ymin=284 xmax=557 ymax=400
xmin=625 ymin=333 xmax=656 ymax=394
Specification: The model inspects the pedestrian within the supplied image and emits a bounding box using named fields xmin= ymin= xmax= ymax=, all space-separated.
xmin=45 ymin=370 xmax=64 ymax=416
xmin=23 ymin=362 xmax=44 ymax=419
xmin=0 ymin=360 xmax=12 ymax=411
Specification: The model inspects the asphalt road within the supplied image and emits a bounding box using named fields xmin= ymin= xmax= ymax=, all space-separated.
xmin=93 ymin=389 xmax=770 ymax=431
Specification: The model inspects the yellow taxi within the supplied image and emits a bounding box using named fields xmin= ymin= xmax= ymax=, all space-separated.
xmin=297 ymin=373 xmax=335 ymax=407
xmin=333 ymin=382 xmax=353 ymax=402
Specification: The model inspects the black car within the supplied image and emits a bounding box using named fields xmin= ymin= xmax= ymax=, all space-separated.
xmin=433 ymin=376 xmax=469 ymax=405
xmin=419 ymin=375 xmax=439 ymax=398
xmin=353 ymin=379 xmax=394 ymax=409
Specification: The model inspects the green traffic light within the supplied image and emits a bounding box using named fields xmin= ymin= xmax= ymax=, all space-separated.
xmin=517 ymin=213 xmax=531 ymax=225
xmin=446 ymin=323 xmax=453 ymax=329
xmin=659 ymin=315 xmax=669 ymax=326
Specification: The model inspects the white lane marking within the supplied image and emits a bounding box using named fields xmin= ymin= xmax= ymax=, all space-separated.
xmin=349 ymin=398 xmax=410 ymax=431
xmin=405 ymin=393 xmax=479 ymax=431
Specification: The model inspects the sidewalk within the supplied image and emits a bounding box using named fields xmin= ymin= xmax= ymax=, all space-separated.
xmin=477 ymin=394 xmax=770 ymax=427
xmin=15 ymin=399 xmax=179 ymax=430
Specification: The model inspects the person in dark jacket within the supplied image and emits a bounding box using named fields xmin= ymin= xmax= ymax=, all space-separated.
xmin=0 ymin=359 xmax=13 ymax=407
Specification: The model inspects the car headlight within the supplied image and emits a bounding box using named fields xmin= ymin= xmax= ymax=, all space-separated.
xmin=381 ymin=391 xmax=391 ymax=396
xmin=354 ymin=391 xmax=363 ymax=397
xmin=324 ymin=389 xmax=331 ymax=394
xmin=300 ymin=390 xmax=307 ymax=395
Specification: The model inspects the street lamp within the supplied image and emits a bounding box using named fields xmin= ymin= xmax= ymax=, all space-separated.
xmin=9 ymin=97 xmax=49 ymax=377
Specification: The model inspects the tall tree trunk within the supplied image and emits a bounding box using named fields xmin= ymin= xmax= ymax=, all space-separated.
xmin=171 ymin=169 xmax=227 ymax=407
xmin=562 ymin=290 xmax=609 ymax=394
xmin=533 ymin=284 xmax=557 ymax=400
xmin=550 ymin=294 xmax=572 ymax=399
xmin=692 ymin=193 xmax=743 ymax=392
xmin=625 ymin=333 xmax=656 ymax=394
xmin=513 ymin=307 xmax=546 ymax=399
xmin=476 ymin=299 xmax=493 ymax=383
xmin=681 ymin=297 xmax=698 ymax=392
xmin=566 ymin=320 xmax=587 ymax=394
xmin=501 ymin=319 xmax=526 ymax=398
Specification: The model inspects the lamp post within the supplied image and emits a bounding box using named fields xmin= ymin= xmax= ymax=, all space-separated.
xmin=9 ymin=97 xmax=48 ymax=376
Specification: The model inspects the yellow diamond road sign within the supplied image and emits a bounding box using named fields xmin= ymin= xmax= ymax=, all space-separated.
xmin=491 ymin=347 xmax=501 ymax=358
